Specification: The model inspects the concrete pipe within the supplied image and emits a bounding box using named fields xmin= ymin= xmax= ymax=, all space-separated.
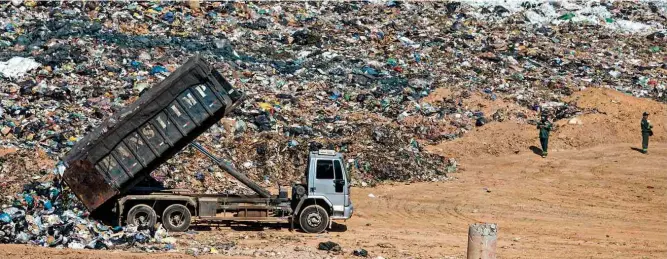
xmin=467 ymin=223 xmax=497 ymax=259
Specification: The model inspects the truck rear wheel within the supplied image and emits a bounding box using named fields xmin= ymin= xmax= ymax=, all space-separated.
xmin=299 ymin=205 xmax=329 ymax=233
xmin=127 ymin=204 xmax=157 ymax=228
xmin=162 ymin=204 xmax=191 ymax=232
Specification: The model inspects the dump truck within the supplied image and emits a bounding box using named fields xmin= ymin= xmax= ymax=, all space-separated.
xmin=62 ymin=55 xmax=353 ymax=233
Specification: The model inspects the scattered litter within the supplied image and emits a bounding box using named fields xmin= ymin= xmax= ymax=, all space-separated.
xmin=0 ymin=57 xmax=41 ymax=79
xmin=318 ymin=241 xmax=342 ymax=252
xmin=353 ymin=248 xmax=369 ymax=257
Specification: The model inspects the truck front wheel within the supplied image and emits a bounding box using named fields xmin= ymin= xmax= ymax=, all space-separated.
xmin=299 ymin=205 xmax=329 ymax=233
xmin=127 ymin=204 xmax=157 ymax=228
xmin=162 ymin=204 xmax=192 ymax=232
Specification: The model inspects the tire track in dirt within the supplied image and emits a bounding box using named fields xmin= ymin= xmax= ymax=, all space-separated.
xmin=2 ymin=144 xmax=666 ymax=259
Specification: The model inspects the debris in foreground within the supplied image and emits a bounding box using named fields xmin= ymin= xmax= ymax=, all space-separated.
xmin=318 ymin=241 xmax=342 ymax=252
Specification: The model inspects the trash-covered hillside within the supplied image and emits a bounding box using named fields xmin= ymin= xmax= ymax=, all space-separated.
xmin=0 ymin=0 xmax=665 ymax=202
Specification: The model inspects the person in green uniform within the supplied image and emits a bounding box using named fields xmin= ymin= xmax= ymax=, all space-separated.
xmin=537 ymin=115 xmax=552 ymax=158
xmin=641 ymin=112 xmax=653 ymax=154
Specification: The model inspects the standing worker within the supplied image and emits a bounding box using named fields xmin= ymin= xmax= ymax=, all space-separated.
xmin=641 ymin=112 xmax=653 ymax=154
xmin=537 ymin=114 xmax=552 ymax=158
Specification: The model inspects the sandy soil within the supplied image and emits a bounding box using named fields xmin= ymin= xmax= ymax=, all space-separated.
xmin=2 ymin=143 xmax=666 ymax=259
xmin=427 ymin=88 xmax=666 ymax=158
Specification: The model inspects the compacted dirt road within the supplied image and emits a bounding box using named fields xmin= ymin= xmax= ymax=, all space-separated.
xmin=2 ymin=143 xmax=665 ymax=259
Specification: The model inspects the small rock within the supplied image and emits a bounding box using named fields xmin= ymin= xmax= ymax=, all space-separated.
xmin=568 ymin=117 xmax=583 ymax=125
xmin=377 ymin=243 xmax=395 ymax=248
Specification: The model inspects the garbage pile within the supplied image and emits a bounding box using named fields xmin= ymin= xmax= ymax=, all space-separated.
xmin=0 ymin=1 xmax=665 ymax=191
xmin=0 ymin=174 xmax=175 ymax=250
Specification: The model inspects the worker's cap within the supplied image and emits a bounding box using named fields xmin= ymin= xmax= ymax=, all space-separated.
xmin=643 ymin=112 xmax=649 ymax=116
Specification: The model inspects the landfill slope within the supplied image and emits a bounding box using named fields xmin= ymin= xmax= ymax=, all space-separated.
xmin=427 ymin=88 xmax=667 ymax=159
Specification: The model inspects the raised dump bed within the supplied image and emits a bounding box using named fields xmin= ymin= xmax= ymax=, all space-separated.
xmin=63 ymin=55 xmax=244 ymax=212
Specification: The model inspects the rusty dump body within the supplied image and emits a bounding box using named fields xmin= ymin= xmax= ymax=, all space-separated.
xmin=62 ymin=55 xmax=243 ymax=212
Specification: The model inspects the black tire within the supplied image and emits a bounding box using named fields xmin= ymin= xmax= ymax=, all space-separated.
xmin=162 ymin=204 xmax=192 ymax=232
xmin=127 ymin=204 xmax=157 ymax=228
xmin=299 ymin=204 xmax=329 ymax=233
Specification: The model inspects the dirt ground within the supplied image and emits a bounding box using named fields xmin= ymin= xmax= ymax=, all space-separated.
xmin=2 ymin=143 xmax=666 ymax=259
xmin=1 ymin=88 xmax=666 ymax=258
xmin=427 ymin=88 xmax=666 ymax=158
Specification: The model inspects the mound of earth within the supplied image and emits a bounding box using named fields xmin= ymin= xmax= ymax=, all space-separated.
xmin=427 ymin=88 xmax=666 ymax=159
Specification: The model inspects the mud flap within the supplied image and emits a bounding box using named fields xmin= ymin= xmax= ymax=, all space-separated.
xmin=289 ymin=216 xmax=294 ymax=232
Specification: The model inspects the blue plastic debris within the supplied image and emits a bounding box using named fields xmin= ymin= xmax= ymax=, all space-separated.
xmin=414 ymin=52 xmax=421 ymax=63
xmin=130 ymin=60 xmax=141 ymax=69
xmin=43 ymin=200 xmax=53 ymax=210
xmin=0 ymin=213 xmax=11 ymax=223
xmin=150 ymin=65 xmax=168 ymax=75
xmin=49 ymin=188 xmax=60 ymax=199
xmin=163 ymin=12 xmax=175 ymax=23
xmin=23 ymin=194 xmax=34 ymax=207
xmin=288 ymin=140 xmax=299 ymax=147
xmin=195 ymin=172 xmax=205 ymax=181
xmin=135 ymin=233 xmax=147 ymax=243
xmin=361 ymin=66 xmax=378 ymax=76
xmin=329 ymin=90 xmax=342 ymax=100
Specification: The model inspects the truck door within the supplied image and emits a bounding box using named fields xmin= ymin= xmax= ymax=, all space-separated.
xmin=313 ymin=159 xmax=345 ymax=212
xmin=333 ymin=160 xmax=350 ymax=207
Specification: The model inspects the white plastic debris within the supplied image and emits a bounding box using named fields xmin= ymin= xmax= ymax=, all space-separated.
xmin=568 ymin=117 xmax=583 ymax=125
xmin=368 ymin=193 xmax=376 ymax=198
xmin=0 ymin=57 xmax=41 ymax=79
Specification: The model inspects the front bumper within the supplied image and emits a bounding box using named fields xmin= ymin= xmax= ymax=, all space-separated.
xmin=343 ymin=204 xmax=354 ymax=219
